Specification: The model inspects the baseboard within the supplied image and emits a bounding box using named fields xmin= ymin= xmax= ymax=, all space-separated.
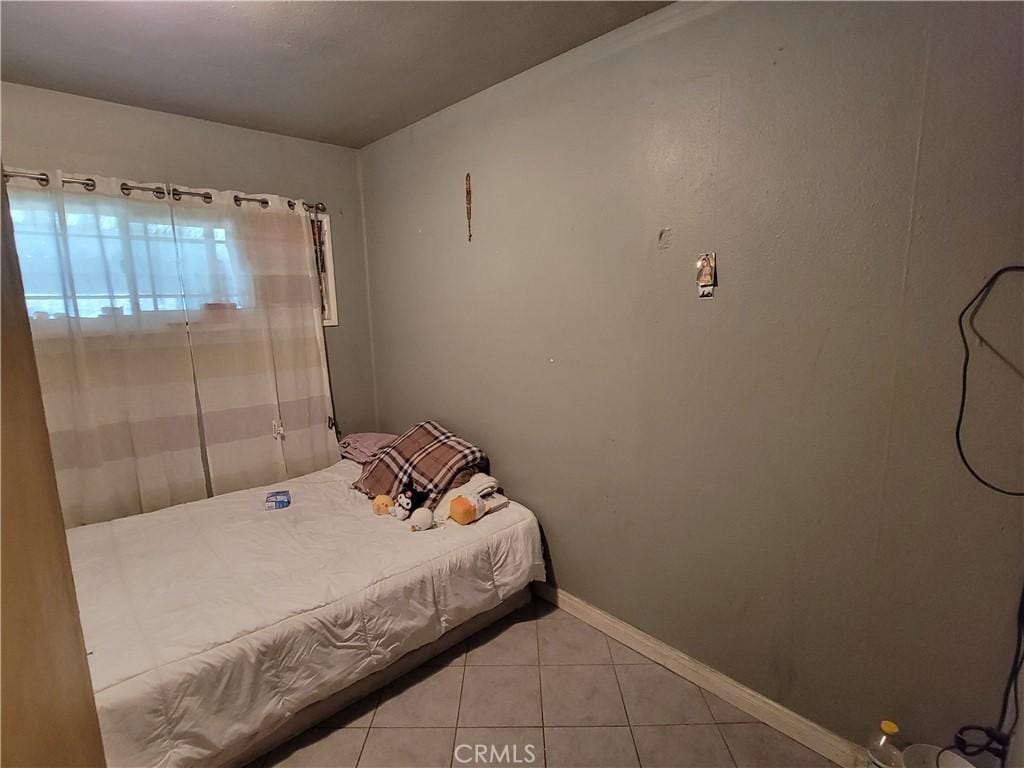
xmin=533 ymin=583 xmax=866 ymax=768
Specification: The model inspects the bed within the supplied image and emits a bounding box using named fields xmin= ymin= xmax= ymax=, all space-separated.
xmin=67 ymin=458 xmax=546 ymax=767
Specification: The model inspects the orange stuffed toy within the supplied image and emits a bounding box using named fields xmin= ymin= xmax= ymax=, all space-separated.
xmin=449 ymin=494 xmax=486 ymax=526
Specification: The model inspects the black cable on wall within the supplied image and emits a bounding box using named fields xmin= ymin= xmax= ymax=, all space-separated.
xmin=940 ymin=265 xmax=1024 ymax=768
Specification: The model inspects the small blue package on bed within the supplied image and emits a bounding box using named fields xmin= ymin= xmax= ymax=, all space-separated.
xmin=265 ymin=490 xmax=291 ymax=510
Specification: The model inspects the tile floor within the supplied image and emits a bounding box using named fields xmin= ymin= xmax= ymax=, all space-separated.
xmin=253 ymin=600 xmax=839 ymax=768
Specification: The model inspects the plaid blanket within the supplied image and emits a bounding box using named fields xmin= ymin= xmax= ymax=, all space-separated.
xmin=352 ymin=421 xmax=490 ymax=511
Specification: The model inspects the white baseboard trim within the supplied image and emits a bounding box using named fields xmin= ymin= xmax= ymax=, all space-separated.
xmin=533 ymin=583 xmax=866 ymax=768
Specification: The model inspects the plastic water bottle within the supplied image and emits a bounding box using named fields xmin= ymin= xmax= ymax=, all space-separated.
xmin=867 ymin=721 xmax=906 ymax=768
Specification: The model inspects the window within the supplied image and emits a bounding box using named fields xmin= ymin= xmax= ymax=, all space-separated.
xmin=10 ymin=199 xmax=252 ymax=320
xmin=8 ymin=180 xmax=336 ymax=327
xmin=310 ymin=213 xmax=339 ymax=327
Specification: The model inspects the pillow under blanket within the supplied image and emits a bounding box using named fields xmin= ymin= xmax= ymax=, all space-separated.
xmin=338 ymin=432 xmax=397 ymax=464
xmin=352 ymin=420 xmax=490 ymax=511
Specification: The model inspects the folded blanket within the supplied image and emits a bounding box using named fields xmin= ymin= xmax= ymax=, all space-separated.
xmin=433 ymin=472 xmax=499 ymax=525
xmin=353 ymin=421 xmax=490 ymax=511
xmin=338 ymin=432 xmax=397 ymax=464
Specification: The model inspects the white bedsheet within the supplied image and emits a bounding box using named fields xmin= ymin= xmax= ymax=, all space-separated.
xmin=67 ymin=459 xmax=545 ymax=767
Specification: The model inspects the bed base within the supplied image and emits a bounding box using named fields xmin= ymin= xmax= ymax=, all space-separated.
xmin=225 ymin=586 xmax=533 ymax=768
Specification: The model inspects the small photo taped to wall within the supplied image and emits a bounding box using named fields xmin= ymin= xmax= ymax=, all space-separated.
xmin=696 ymin=252 xmax=716 ymax=299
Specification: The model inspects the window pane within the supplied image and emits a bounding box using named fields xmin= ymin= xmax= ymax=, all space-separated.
xmin=10 ymin=196 xmax=252 ymax=319
xmin=14 ymin=232 xmax=62 ymax=296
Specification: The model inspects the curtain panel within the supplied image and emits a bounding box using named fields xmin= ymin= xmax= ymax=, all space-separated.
xmin=171 ymin=186 xmax=336 ymax=494
xmin=6 ymin=170 xmax=337 ymax=526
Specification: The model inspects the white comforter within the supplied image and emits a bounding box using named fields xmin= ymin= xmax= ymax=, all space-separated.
xmin=67 ymin=460 xmax=545 ymax=767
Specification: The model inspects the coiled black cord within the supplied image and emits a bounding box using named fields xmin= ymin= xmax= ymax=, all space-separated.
xmin=939 ymin=265 xmax=1024 ymax=768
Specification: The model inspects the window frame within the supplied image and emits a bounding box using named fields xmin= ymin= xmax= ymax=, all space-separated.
xmin=316 ymin=214 xmax=339 ymax=327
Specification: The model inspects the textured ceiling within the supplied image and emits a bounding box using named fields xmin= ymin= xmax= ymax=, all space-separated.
xmin=1 ymin=1 xmax=669 ymax=148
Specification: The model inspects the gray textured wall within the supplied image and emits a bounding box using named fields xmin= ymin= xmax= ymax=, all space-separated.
xmin=357 ymin=2 xmax=1024 ymax=745
xmin=0 ymin=82 xmax=376 ymax=434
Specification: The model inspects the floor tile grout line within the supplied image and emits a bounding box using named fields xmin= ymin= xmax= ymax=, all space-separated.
xmin=447 ymin=724 xmax=458 ymax=768
xmin=367 ymin=724 xmax=640 ymax=729
xmin=451 ymin=659 xmax=468 ymax=767
xmin=700 ymin=687 xmax=740 ymax=768
xmin=608 ymin=636 xmax=643 ymax=768
xmin=352 ymin=724 xmax=371 ymax=768
xmin=354 ymin=692 xmax=378 ymax=768
xmin=535 ymin=604 xmax=547 ymax=767
xmin=716 ymin=722 xmax=741 ymax=768
xmin=536 ymin=662 xmax=666 ymax=667
xmin=471 ymin=662 xmax=628 ymax=667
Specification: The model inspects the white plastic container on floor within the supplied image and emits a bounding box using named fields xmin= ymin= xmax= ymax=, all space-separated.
xmin=867 ymin=721 xmax=906 ymax=768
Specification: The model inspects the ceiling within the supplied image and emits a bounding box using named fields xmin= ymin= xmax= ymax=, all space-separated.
xmin=1 ymin=1 xmax=669 ymax=148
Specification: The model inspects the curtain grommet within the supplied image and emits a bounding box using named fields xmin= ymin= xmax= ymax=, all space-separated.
xmin=234 ymin=194 xmax=269 ymax=209
xmin=120 ymin=182 xmax=166 ymax=199
xmin=172 ymin=188 xmax=213 ymax=204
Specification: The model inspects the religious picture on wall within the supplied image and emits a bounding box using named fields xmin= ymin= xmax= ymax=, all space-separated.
xmin=696 ymin=252 xmax=716 ymax=299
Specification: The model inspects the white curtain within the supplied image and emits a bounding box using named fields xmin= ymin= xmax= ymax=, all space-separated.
xmin=6 ymin=170 xmax=337 ymax=526
xmin=7 ymin=172 xmax=206 ymax=526
xmin=171 ymin=186 xmax=336 ymax=494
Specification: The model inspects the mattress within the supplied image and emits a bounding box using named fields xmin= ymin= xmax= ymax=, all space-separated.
xmin=67 ymin=459 xmax=546 ymax=767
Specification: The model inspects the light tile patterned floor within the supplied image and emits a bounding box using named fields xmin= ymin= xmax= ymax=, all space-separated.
xmin=252 ymin=600 xmax=839 ymax=768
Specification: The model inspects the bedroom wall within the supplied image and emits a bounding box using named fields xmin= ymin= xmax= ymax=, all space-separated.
xmin=357 ymin=1 xmax=1024 ymax=747
xmin=0 ymin=82 xmax=376 ymax=433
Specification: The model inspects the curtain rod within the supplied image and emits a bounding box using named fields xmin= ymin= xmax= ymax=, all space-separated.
xmin=2 ymin=167 xmax=327 ymax=213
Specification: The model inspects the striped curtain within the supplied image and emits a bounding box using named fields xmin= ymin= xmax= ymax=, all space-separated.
xmin=172 ymin=187 xmax=336 ymax=494
xmin=6 ymin=170 xmax=336 ymax=526
xmin=7 ymin=173 xmax=207 ymax=526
